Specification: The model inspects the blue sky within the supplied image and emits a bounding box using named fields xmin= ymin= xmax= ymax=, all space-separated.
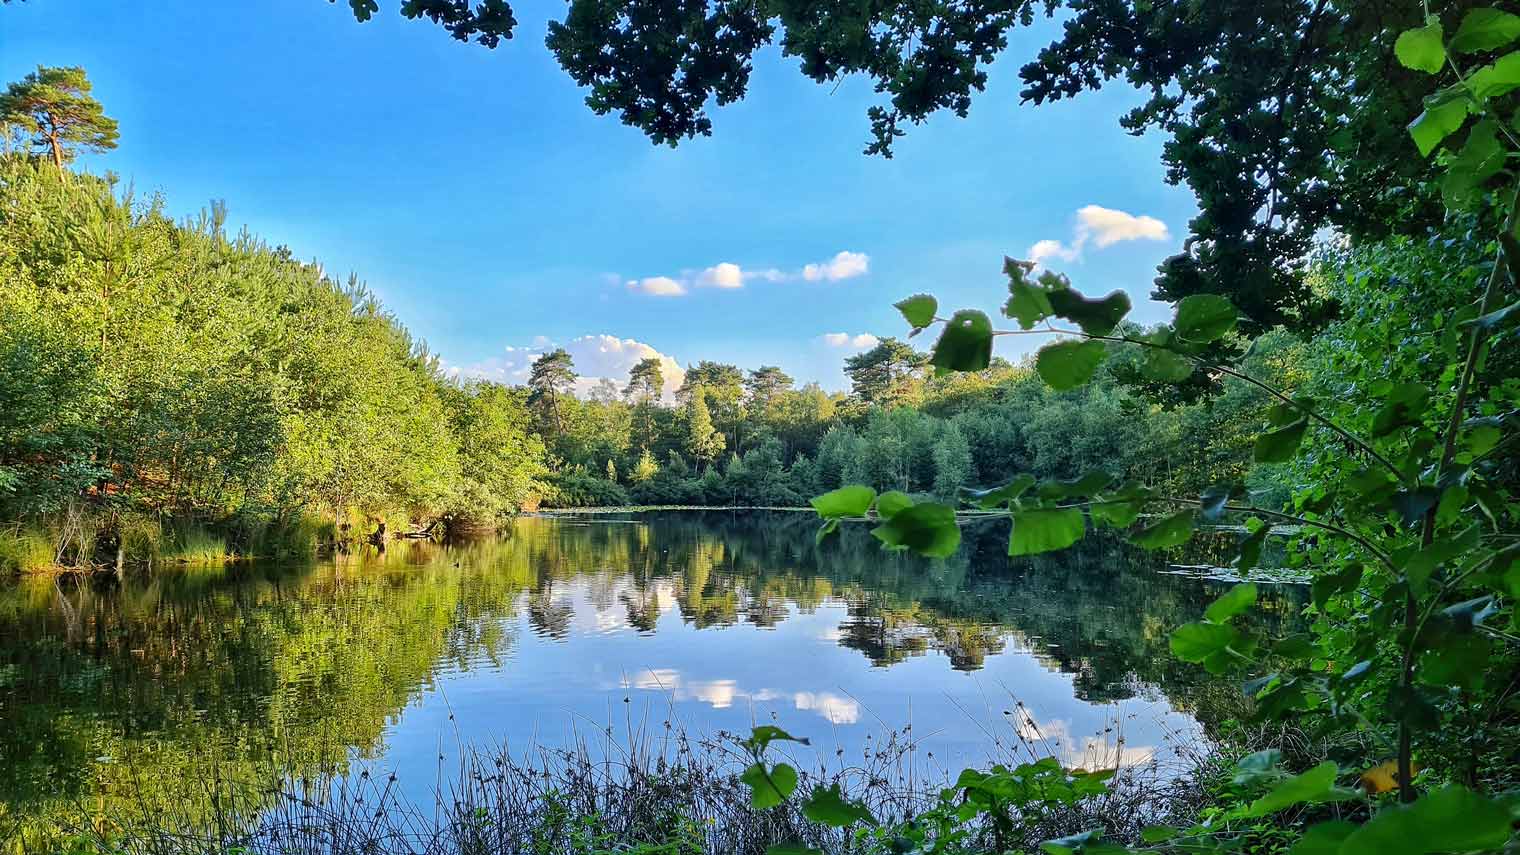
xmin=3 ymin=0 xmax=1199 ymax=392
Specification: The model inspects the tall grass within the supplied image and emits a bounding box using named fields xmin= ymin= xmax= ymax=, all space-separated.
xmin=162 ymin=524 xmax=229 ymax=564
xmin=0 ymin=525 xmax=54 ymax=574
xmin=26 ymin=708 xmax=1222 ymax=855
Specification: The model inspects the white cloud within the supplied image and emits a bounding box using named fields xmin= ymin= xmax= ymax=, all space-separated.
xmin=821 ymin=332 xmax=879 ymax=348
xmin=446 ymin=334 xmax=685 ymax=401
xmin=1028 ymin=238 xmax=1081 ymax=268
xmin=698 ymin=262 xmax=745 ymax=289
xmin=1076 ymin=205 xmax=1169 ymax=248
xmin=628 ymin=276 xmax=687 ymax=297
xmin=1026 ymin=205 xmax=1170 ymax=268
xmin=802 ymin=250 xmax=870 ymax=282
xmin=792 ymin=691 xmax=860 ymax=724
xmin=626 ymin=251 xmax=870 ymax=297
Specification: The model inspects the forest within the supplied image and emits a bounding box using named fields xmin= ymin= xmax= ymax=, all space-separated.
xmin=0 ymin=65 xmax=1300 ymax=569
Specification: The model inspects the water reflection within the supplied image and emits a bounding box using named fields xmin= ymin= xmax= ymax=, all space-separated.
xmin=0 ymin=511 xmax=1298 ymax=840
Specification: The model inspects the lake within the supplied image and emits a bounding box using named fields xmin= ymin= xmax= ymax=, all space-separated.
xmin=0 ymin=511 xmax=1297 ymax=837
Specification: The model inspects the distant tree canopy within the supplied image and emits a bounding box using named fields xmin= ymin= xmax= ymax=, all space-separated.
xmin=0 ymin=65 xmax=118 ymax=171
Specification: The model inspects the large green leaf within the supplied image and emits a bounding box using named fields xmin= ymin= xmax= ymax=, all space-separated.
xmin=1340 ymin=785 xmax=1514 ymax=855
xmin=1009 ymin=507 xmax=1087 ymax=557
xmin=1141 ymin=336 xmax=1194 ymax=382
xmin=811 ymin=485 xmax=876 ymax=519
xmin=1169 ymin=621 xmax=1239 ymax=662
xmin=1254 ymin=417 xmax=1308 ymax=463
xmin=800 ymin=784 xmax=877 ymax=827
xmin=1466 ymin=50 xmax=1520 ymax=99
xmin=1441 ymin=120 xmax=1506 ymax=208
xmin=1239 ymin=761 xmax=1355 ymax=818
xmin=1037 ymin=470 xmax=1114 ymax=499
xmin=894 ymin=294 xmax=937 ymax=331
xmin=1395 ymin=22 xmax=1446 ymax=73
xmin=963 ymin=474 xmax=1036 ymax=509
xmin=1036 ymin=340 xmax=1106 ymax=390
xmin=1205 ymin=583 xmax=1258 ymax=623
xmin=1288 ymin=821 xmax=1356 ymax=855
xmin=740 ymin=762 xmax=798 ymax=809
xmin=1371 ymin=382 xmax=1431 ymax=437
xmin=871 ymin=502 xmax=961 ymax=557
xmin=1131 ymin=509 xmax=1194 ymax=550
xmin=1408 ymin=97 xmax=1469 ymax=156
xmin=1005 ymin=278 xmax=1054 ymax=329
xmin=1047 ymin=288 xmax=1131 ymax=336
xmin=1450 ymin=8 xmax=1520 ymax=53
xmin=1174 ymin=294 xmax=1238 ymax=343
xmin=875 ymin=490 xmax=913 ymax=519
xmin=931 ymin=310 xmax=993 ymax=373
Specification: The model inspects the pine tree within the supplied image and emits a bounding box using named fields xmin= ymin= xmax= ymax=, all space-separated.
xmin=0 ymin=66 xmax=119 ymax=173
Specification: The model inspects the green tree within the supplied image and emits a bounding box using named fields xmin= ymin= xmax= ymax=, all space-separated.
xmin=527 ymin=348 xmax=577 ymax=438
xmin=683 ymin=390 xmax=726 ymax=470
xmin=843 ymin=338 xmax=927 ymax=409
xmin=0 ymin=66 xmax=118 ymax=173
xmin=624 ymin=356 xmax=664 ymax=403
xmin=931 ymin=423 xmax=972 ymax=500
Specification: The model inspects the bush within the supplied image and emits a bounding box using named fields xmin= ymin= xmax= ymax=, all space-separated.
xmin=542 ymin=469 xmax=630 ymax=508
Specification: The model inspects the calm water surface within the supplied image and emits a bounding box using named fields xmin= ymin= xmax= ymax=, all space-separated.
xmin=0 ymin=511 xmax=1297 ymax=831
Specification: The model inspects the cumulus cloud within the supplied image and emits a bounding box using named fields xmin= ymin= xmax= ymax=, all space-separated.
xmin=802 ymin=250 xmax=870 ymax=282
xmin=625 ymin=251 xmax=870 ymax=297
xmin=627 ymin=276 xmax=687 ymax=297
xmin=446 ymin=334 xmax=685 ymax=400
xmin=821 ymin=332 xmax=879 ymax=348
xmin=1026 ymin=205 xmax=1170 ymax=268
xmin=698 ymin=262 xmax=745 ymax=289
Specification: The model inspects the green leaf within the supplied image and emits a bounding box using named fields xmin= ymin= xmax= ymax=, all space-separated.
xmin=815 ymin=518 xmax=839 ymax=545
xmin=811 ymin=486 xmax=876 ymax=519
xmin=745 ymin=725 xmax=809 ymax=751
xmin=1442 ymin=120 xmax=1507 ymax=208
xmin=1371 ymin=382 xmax=1431 ymax=437
xmin=1289 ymin=821 xmax=1356 ymax=855
xmin=1141 ymin=339 xmax=1194 ymax=382
xmin=1466 ymin=50 xmax=1520 ymax=99
xmin=1395 ymin=22 xmax=1446 ymax=73
xmin=1037 ymin=470 xmax=1114 ymax=499
xmin=1139 ymin=826 xmax=1179 ymax=844
xmin=1311 ymin=563 xmax=1363 ymax=609
xmin=1174 ymin=295 xmax=1238 ymax=343
xmin=1131 ymin=509 xmax=1194 ymax=550
xmin=962 ymin=474 xmax=1036 ymax=509
xmin=1450 ymin=8 xmax=1520 ymax=53
xmin=875 ymin=490 xmax=913 ymax=519
xmin=1205 ymin=583 xmax=1258 ymax=623
xmin=1009 ymin=507 xmax=1087 ymax=557
xmin=1254 ymin=417 xmax=1308 ymax=463
xmin=1005 ymin=279 xmax=1054 ymax=329
xmin=766 ymin=846 xmax=822 ymax=855
xmin=1340 ymin=785 xmax=1513 ymax=855
xmin=930 ymin=310 xmax=993 ymax=374
xmin=1047 ymin=288 xmax=1131 ymax=336
xmin=1090 ymin=496 xmax=1144 ymax=528
xmin=894 ymin=294 xmax=937 ymax=330
xmin=800 ymin=784 xmax=877 ymax=827
xmin=871 ymin=502 xmax=961 ymax=558
xmin=1408 ymin=98 xmax=1470 ymax=157
xmin=1036 ymin=340 xmax=1106 ymax=390
xmin=1466 ymin=298 xmax=1520 ymax=330
xmin=740 ymin=762 xmax=798 ymax=809
xmin=1235 ymin=522 xmax=1270 ymax=572
xmin=1040 ymin=829 xmax=1125 ymax=855
xmin=1240 ymin=761 xmax=1354 ymax=818
xmin=1170 ymin=621 xmax=1239 ymax=662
